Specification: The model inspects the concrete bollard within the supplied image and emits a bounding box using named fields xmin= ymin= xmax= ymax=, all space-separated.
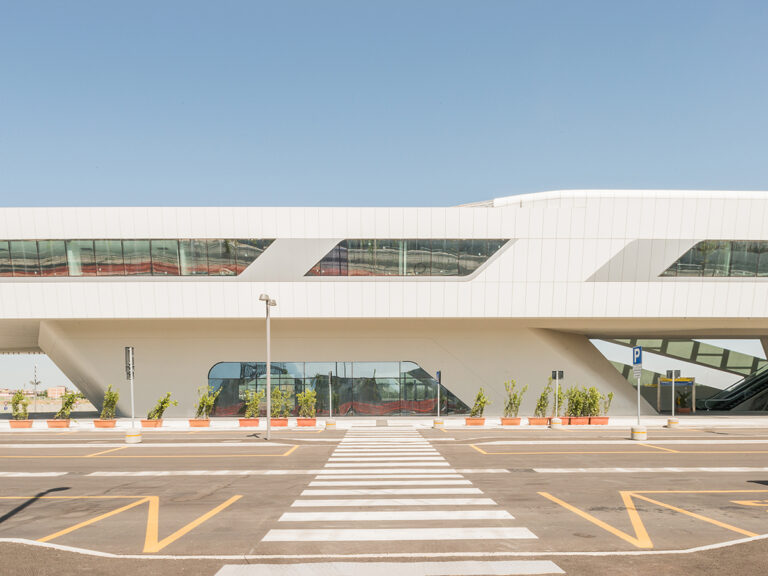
xmin=667 ymin=418 xmax=679 ymax=428
xmin=631 ymin=426 xmax=647 ymax=441
xmin=550 ymin=417 xmax=563 ymax=429
xmin=326 ymin=419 xmax=337 ymax=429
xmin=125 ymin=428 xmax=142 ymax=444
xmin=433 ymin=419 xmax=444 ymax=428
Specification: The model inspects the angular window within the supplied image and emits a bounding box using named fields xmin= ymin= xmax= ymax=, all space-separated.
xmin=663 ymin=240 xmax=768 ymax=278
xmin=758 ymin=243 xmax=768 ymax=277
xmin=730 ymin=241 xmax=758 ymax=277
xmin=66 ymin=240 xmax=96 ymax=276
xmin=0 ymin=241 xmax=12 ymax=276
xmin=430 ymin=240 xmax=459 ymax=276
xmin=123 ymin=240 xmax=152 ymax=275
xmin=405 ymin=239 xmax=431 ymax=276
xmin=207 ymin=239 xmax=237 ymax=276
xmin=347 ymin=239 xmax=376 ymax=276
xmin=38 ymin=240 xmax=68 ymax=276
xmin=179 ymin=239 xmax=209 ymax=276
xmin=150 ymin=240 xmax=180 ymax=276
xmin=701 ymin=241 xmax=731 ymax=277
xmin=234 ymin=239 xmax=270 ymax=274
xmin=458 ymin=239 xmax=489 ymax=276
xmin=10 ymin=240 xmax=40 ymax=277
xmin=95 ymin=240 xmax=125 ymax=276
xmin=375 ymin=239 xmax=403 ymax=276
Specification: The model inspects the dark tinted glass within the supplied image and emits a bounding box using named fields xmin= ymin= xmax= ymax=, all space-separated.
xmin=123 ymin=240 xmax=152 ymax=275
xmin=207 ymin=240 xmax=236 ymax=275
xmin=151 ymin=240 xmax=180 ymax=275
xmin=95 ymin=240 xmax=125 ymax=276
xmin=430 ymin=239 xmax=459 ymax=276
xmin=179 ymin=239 xmax=209 ymax=276
xmin=9 ymin=241 xmax=40 ymax=277
xmin=66 ymin=240 xmax=96 ymax=276
xmin=458 ymin=239 xmax=489 ymax=276
xmin=38 ymin=241 xmax=68 ymax=276
xmin=0 ymin=241 xmax=11 ymax=276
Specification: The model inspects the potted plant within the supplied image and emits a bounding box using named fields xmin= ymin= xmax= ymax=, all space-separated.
xmin=465 ymin=387 xmax=490 ymax=426
xmin=270 ymin=387 xmax=290 ymax=426
xmin=501 ymin=380 xmax=527 ymax=425
xmin=529 ymin=379 xmax=551 ymax=425
xmin=591 ymin=391 xmax=612 ymax=425
xmin=296 ymin=388 xmax=317 ymax=426
xmin=142 ymin=392 xmax=177 ymax=428
xmin=94 ymin=385 xmax=119 ymax=428
xmin=567 ymin=386 xmax=589 ymax=425
xmin=10 ymin=389 xmax=31 ymax=429
xmin=190 ymin=385 xmax=221 ymax=427
xmin=239 ymin=389 xmax=265 ymax=427
xmin=48 ymin=391 xmax=79 ymax=428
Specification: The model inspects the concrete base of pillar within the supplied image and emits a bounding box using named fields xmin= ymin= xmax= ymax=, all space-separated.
xmin=667 ymin=418 xmax=679 ymax=428
xmin=631 ymin=426 xmax=647 ymax=441
xmin=550 ymin=417 xmax=563 ymax=429
xmin=125 ymin=428 xmax=142 ymax=444
xmin=433 ymin=419 xmax=445 ymax=428
xmin=326 ymin=419 xmax=337 ymax=429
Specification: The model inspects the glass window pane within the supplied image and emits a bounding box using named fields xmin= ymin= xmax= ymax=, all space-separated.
xmin=374 ymin=239 xmax=403 ymax=275
xmin=430 ymin=240 xmax=459 ymax=276
xmin=730 ymin=241 xmax=757 ymax=277
xmin=675 ymin=244 xmax=705 ymax=277
xmin=94 ymin=240 xmax=125 ymax=276
xmin=123 ymin=240 xmax=152 ymax=275
xmin=179 ymin=239 xmax=209 ymax=276
xmin=10 ymin=240 xmax=40 ymax=277
xmin=405 ymin=239 xmax=431 ymax=276
xmin=0 ymin=241 xmax=11 ymax=276
xmin=757 ymin=242 xmax=768 ymax=277
xmin=66 ymin=240 xmax=96 ymax=276
xmin=234 ymin=239 xmax=262 ymax=274
xmin=206 ymin=239 xmax=236 ymax=276
xmin=488 ymin=239 xmax=507 ymax=256
xmin=458 ymin=239 xmax=489 ymax=276
xmin=151 ymin=240 xmax=180 ymax=275
xmin=347 ymin=239 xmax=376 ymax=276
xmin=702 ymin=241 xmax=731 ymax=277
xmin=666 ymin=340 xmax=695 ymax=360
xmin=38 ymin=240 xmax=68 ymax=276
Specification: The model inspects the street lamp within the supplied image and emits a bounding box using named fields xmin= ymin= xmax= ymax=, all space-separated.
xmin=259 ymin=294 xmax=277 ymax=441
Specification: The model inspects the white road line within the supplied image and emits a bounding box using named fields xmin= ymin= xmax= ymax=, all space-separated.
xmin=309 ymin=480 xmax=472 ymax=486
xmin=0 ymin=442 xmax=291 ymax=449
xmin=0 ymin=472 xmax=68 ymax=477
xmin=316 ymin=474 xmax=463 ymax=479
xmin=278 ymin=510 xmax=513 ymax=522
xmin=262 ymin=527 xmax=537 ymax=542
xmin=535 ymin=466 xmax=768 ymax=474
xmin=214 ymin=561 xmax=562 ymax=575
xmin=86 ymin=468 xmax=508 ymax=477
xmin=328 ymin=457 xmax=445 ymax=462
xmin=291 ymin=498 xmax=498 ymax=507
xmin=317 ymin=468 xmax=458 ymax=474
xmin=301 ymin=488 xmax=483 ymax=496
xmin=324 ymin=462 xmax=450 ymax=468
xmin=331 ymin=450 xmax=440 ymax=454
xmin=480 ymin=439 xmax=768 ymax=446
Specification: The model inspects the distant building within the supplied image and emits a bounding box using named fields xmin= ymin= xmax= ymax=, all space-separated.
xmin=47 ymin=386 xmax=66 ymax=399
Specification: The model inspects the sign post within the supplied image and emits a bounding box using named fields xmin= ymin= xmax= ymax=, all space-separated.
xmin=124 ymin=346 xmax=141 ymax=444
xmin=326 ymin=370 xmax=336 ymax=429
xmin=434 ymin=370 xmax=444 ymax=428
xmin=550 ymin=370 xmax=563 ymax=429
xmin=666 ymin=369 xmax=681 ymax=428
xmin=631 ymin=346 xmax=646 ymax=441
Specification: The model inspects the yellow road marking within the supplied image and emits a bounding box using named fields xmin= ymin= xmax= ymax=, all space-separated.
xmin=282 ymin=445 xmax=299 ymax=456
xmin=469 ymin=444 xmax=488 ymax=455
xmin=38 ymin=497 xmax=150 ymax=542
xmin=85 ymin=446 xmax=128 ymax=457
xmin=637 ymin=443 xmax=680 ymax=453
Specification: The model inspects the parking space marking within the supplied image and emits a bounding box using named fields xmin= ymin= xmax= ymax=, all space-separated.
xmin=85 ymin=446 xmax=128 ymax=457
xmin=470 ymin=444 xmax=768 ymax=456
xmin=38 ymin=497 xmax=151 ymax=543
xmin=636 ymin=443 xmax=679 ymax=453
xmin=0 ymin=444 xmax=298 ymax=459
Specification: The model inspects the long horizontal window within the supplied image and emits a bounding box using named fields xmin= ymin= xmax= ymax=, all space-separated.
xmin=208 ymin=361 xmax=470 ymax=417
xmin=307 ymin=239 xmax=508 ymax=277
xmin=662 ymin=240 xmax=768 ymax=277
xmin=0 ymin=239 xmax=273 ymax=277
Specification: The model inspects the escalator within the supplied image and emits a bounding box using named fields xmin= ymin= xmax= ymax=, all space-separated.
xmin=699 ymin=364 xmax=768 ymax=411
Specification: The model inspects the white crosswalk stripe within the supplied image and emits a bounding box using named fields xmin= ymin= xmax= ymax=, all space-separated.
xmin=215 ymin=561 xmax=564 ymax=575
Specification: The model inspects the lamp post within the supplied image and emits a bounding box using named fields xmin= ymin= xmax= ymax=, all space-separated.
xmin=550 ymin=370 xmax=563 ymax=429
xmin=259 ymin=294 xmax=277 ymax=441
xmin=667 ymin=369 xmax=681 ymax=428
xmin=31 ymin=364 xmax=40 ymax=414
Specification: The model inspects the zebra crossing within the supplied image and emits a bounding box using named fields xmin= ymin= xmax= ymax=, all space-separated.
xmin=251 ymin=426 xmax=564 ymax=574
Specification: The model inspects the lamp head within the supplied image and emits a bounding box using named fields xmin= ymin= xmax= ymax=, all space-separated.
xmin=268 ymin=299 xmax=277 ymax=306
xmin=259 ymin=294 xmax=270 ymax=302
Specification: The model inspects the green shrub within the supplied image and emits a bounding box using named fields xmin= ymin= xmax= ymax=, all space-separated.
xmin=584 ymin=387 xmax=602 ymax=417
xmin=54 ymin=391 xmax=80 ymax=420
xmin=469 ymin=387 xmax=490 ymax=417
xmin=100 ymin=385 xmax=119 ymax=420
xmin=147 ymin=393 xmax=177 ymax=420
xmin=296 ymin=389 xmax=317 ymax=418
xmin=243 ymin=389 xmax=265 ymax=419
xmin=603 ymin=392 xmax=614 ymax=415
xmin=270 ymin=387 xmax=292 ymax=418
xmin=534 ymin=379 xmax=552 ymax=418
xmin=11 ymin=390 xmax=28 ymax=420
xmin=503 ymin=380 xmax=527 ymax=418
xmin=565 ymin=387 xmax=584 ymax=417
xmin=195 ymin=385 xmax=221 ymax=419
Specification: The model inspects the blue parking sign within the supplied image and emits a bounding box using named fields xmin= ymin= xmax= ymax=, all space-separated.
xmin=633 ymin=346 xmax=642 ymax=366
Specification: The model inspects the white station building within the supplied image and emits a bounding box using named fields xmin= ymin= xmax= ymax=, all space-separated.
xmin=2 ymin=189 xmax=768 ymax=417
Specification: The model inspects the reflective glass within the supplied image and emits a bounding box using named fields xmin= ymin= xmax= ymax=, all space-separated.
xmin=95 ymin=240 xmax=125 ymax=276
xmin=207 ymin=240 xmax=237 ymax=276
xmin=0 ymin=241 xmax=11 ymax=276
xmin=9 ymin=241 xmax=40 ymax=277
xmin=701 ymin=241 xmax=731 ymax=277
xmin=405 ymin=239 xmax=431 ymax=276
xmin=458 ymin=239 xmax=489 ymax=276
xmin=151 ymin=240 xmax=180 ymax=275
xmin=347 ymin=239 xmax=376 ymax=276
xmin=122 ymin=240 xmax=152 ymax=275
xmin=179 ymin=239 xmax=209 ymax=276
xmin=66 ymin=240 xmax=96 ymax=276
xmin=758 ymin=243 xmax=768 ymax=277
xmin=234 ymin=239 xmax=262 ymax=274
xmin=375 ymin=240 xmax=403 ymax=275
xmin=430 ymin=239 xmax=459 ymax=276
xmin=38 ymin=240 xmax=68 ymax=276
xmin=730 ymin=241 xmax=758 ymax=277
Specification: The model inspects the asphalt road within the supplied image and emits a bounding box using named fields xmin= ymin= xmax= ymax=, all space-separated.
xmin=1 ymin=424 xmax=768 ymax=575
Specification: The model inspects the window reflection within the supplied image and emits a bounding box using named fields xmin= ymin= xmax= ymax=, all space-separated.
xmin=95 ymin=240 xmax=125 ymax=276
xmin=663 ymin=240 xmax=768 ymax=277
xmin=123 ymin=240 xmax=152 ymax=275
xmin=0 ymin=242 xmax=12 ymax=276
xmin=10 ymin=241 xmax=40 ymax=277
xmin=66 ymin=240 xmax=97 ymax=276
xmin=38 ymin=240 xmax=68 ymax=276
xmin=207 ymin=240 xmax=237 ymax=276
xmin=179 ymin=240 xmax=209 ymax=276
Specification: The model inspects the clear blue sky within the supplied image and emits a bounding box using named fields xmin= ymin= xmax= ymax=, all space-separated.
xmin=1 ymin=0 xmax=767 ymax=208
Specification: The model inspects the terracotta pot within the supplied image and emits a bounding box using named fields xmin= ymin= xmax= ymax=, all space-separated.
xmin=554 ymin=417 xmax=570 ymax=425
xmin=589 ymin=416 xmax=609 ymax=425
xmin=47 ymin=420 xmax=70 ymax=428
xmin=501 ymin=417 xmax=521 ymax=426
xmin=239 ymin=418 xmax=260 ymax=427
xmin=270 ymin=418 xmax=288 ymax=427
xmin=465 ymin=417 xmax=485 ymax=426
xmin=94 ymin=419 xmax=116 ymax=428
xmin=297 ymin=418 xmax=317 ymax=427
xmin=189 ymin=419 xmax=210 ymax=427
xmin=678 ymin=408 xmax=691 ymax=414
xmin=528 ymin=417 xmax=549 ymax=425
xmin=141 ymin=419 xmax=162 ymax=428
xmin=9 ymin=420 xmax=32 ymax=429
xmin=569 ymin=417 xmax=589 ymax=425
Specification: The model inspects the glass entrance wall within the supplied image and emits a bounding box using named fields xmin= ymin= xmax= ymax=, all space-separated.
xmin=207 ymin=360 xmax=470 ymax=417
